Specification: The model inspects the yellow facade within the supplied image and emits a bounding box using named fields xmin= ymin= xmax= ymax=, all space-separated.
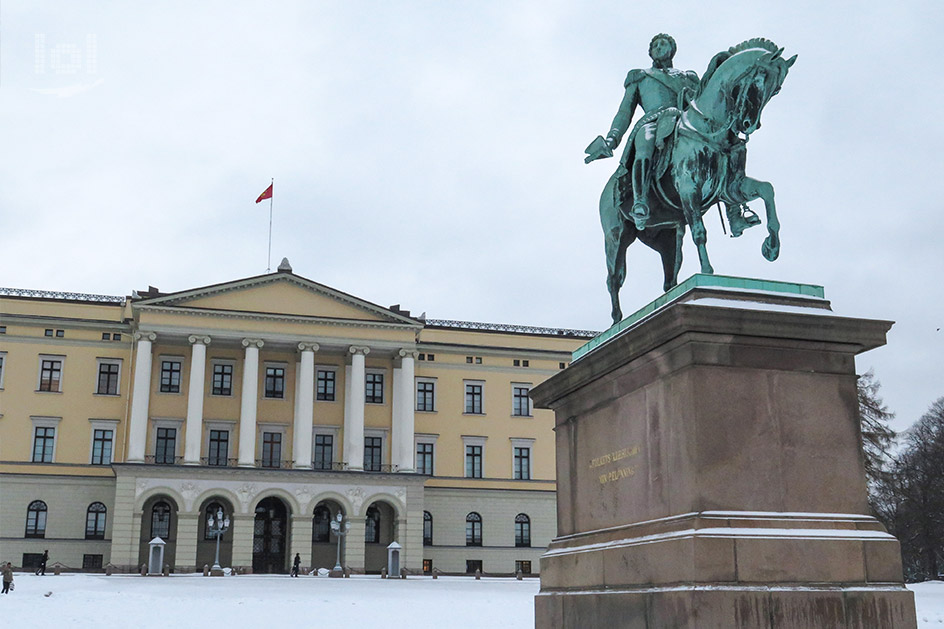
xmin=0 ymin=270 xmax=593 ymax=575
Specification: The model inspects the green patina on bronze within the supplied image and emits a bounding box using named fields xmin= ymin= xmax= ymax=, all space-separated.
xmin=572 ymin=274 xmax=824 ymax=362
xmin=587 ymin=35 xmax=797 ymax=324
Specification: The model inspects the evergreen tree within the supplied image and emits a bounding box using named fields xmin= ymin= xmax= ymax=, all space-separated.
xmin=856 ymin=369 xmax=896 ymax=495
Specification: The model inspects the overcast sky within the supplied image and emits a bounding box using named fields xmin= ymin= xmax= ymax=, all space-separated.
xmin=0 ymin=2 xmax=940 ymax=432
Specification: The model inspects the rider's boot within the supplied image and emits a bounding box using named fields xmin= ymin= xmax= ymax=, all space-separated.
xmin=725 ymin=203 xmax=761 ymax=238
xmin=631 ymin=158 xmax=651 ymax=231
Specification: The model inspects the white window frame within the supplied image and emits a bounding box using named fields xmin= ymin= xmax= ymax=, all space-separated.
xmin=204 ymin=419 xmax=237 ymax=463
xmin=36 ymin=354 xmax=65 ymax=393
xmin=364 ymin=428 xmax=388 ymax=470
xmin=30 ymin=416 xmax=63 ymax=462
xmin=510 ymin=438 xmax=536 ymax=480
xmin=415 ymin=377 xmax=437 ymax=413
xmin=94 ymin=358 xmax=123 ymax=396
xmin=209 ymin=359 xmax=236 ymax=397
xmin=312 ymin=425 xmax=341 ymax=469
xmin=365 ymin=368 xmax=387 ymax=405
xmin=88 ymin=419 xmax=120 ymax=465
xmin=462 ymin=435 xmax=487 ymax=479
xmin=315 ymin=365 xmax=339 ymax=403
xmin=157 ymin=355 xmax=185 ymax=395
xmin=257 ymin=423 xmax=288 ymax=464
xmin=151 ymin=417 xmax=184 ymax=460
xmin=0 ymin=351 xmax=6 ymax=389
xmin=414 ymin=433 xmax=439 ymax=476
xmin=463 ymin=379 xmax=486 ymax=415
xmin=263 ymin=361 xmax=289 ymax=400
xmin=511 ymin=382 xmax=533 ymax=418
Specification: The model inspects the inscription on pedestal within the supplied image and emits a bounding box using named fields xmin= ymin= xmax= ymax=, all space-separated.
xmin=589 ymin=445 xmax=640 ymax=485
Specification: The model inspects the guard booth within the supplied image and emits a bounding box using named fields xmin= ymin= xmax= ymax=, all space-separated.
xmin=386 ymin=541 xmax=401 ymax=577
xmin=148 ymin=537 xmax=166 ymax=575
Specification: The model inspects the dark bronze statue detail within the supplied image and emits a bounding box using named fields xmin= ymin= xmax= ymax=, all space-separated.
xmin=587 ymin=37 xmax=796 ymax=324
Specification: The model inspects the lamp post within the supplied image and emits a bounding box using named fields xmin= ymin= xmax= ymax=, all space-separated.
xmin=207 ymin=506 xmax=230 ymax=573
xmin=329 ymin=511 xmax=351 ymax=572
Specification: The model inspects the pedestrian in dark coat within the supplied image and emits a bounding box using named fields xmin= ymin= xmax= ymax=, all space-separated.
xmin=291 ymin=553 xmax=301 ymax=577
xmin=37 ymin=550 xmax=49 ymax=576
xmin=2 ymin=562 xmax=13 ymax=593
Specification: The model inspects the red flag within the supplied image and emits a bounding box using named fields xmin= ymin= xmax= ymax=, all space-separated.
xmin=255 ymin=183 xmax=273 ymax=204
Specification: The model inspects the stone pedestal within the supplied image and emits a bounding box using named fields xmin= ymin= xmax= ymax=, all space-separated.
xmin=530 ymin=278 xmax=917 ymax=629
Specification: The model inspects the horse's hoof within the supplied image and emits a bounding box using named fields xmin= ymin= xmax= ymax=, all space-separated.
xmin=762 ymin=238 xmax=780 ymax=261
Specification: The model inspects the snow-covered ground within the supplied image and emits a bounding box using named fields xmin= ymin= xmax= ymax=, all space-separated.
xmin=0 ymin=573 xmax=941 ymax=627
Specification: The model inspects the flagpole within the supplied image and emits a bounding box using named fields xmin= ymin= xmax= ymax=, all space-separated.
xmin=267 ymin=177 xmax=274 ymax=272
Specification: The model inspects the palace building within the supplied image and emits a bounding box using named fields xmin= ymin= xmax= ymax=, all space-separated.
xmin=0 ymin=262 xmax=593 ymax=575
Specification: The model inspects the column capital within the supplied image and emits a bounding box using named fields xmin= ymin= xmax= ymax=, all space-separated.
xmin=349 ymin=345 xmax=371 ymax=356
xmin=297 ymin=342 xmax=320 ymax=353
xmin=188 ymin=335 xmax=211 ymax=345
xmin=134 ymin=331 xmax=157 ymax=342
xmin=241 ymin=338 xmax=265 ymax=349
xmin=397 ymin=349 xmax=419 ymax=360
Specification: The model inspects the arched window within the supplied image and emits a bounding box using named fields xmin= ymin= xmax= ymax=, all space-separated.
xmin=313 ymin=504 xmax=331 ymax=543
xmin=365 ymin=505 xmax=380 ymax=544
xmin=423 ymin=511 xmax=433 ymax=546
xmin=203 ymin=502 xmax=225 ymax=540
xmin=25 ymin=500 xmax=47 ymax=538
xmin=466 ymin=512 xmax=482 ymax=547
xmin=151 ymin=501 xmax=171 ymax=540
xmin=85 ymin=502 xmax=107 ymax=540
xmin=515 ymin=513 xmax=531 ymax=547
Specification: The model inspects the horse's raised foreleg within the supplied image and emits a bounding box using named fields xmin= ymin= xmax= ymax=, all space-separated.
xmin=736 ymin=176 xmax=780 ymax=261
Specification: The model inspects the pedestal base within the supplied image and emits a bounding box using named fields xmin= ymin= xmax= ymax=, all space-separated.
xmin=535 ymin=585 xmax=917 ymax=629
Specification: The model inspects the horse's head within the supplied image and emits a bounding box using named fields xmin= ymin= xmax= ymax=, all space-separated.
xmin=697 ymin=39 xmax=796 ymax=138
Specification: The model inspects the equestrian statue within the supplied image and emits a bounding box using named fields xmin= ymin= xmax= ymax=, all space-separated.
xmin=586 ymin=34 xmax=796 ymax=324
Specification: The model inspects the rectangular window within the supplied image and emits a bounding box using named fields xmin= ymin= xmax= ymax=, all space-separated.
xmin=102 ymin=333 xmax=111 ymax=340
xmin=465 ymin=383 xmax=483 ymax=414
xmin=416 ymin=442 xmax=434 ymax=475
xmin=44 ymin=329 xmax=53 ymax=337
xmin=423 ymin=559 xmax=433 ymax=574
xmin=97 ymin=361 xmax=120 ymax=395
xmin=0 ymin=354 xmax=5 ymax=388
xmin=262 ymin=432 xmax=282 ymax=467
xmin=39 ymin=358 xmax=62 ymax=392
xmin=316 ymin=369 xmax=336 ymax=401
xmin=515 ymin=560 xmax=532 ymax=575
xmin=155 ymin=427 xmax=177 ymax=464
xmin=56 ymin=329 xmax=64 ymax=338
xmin=364 ymin=436 xmax=382 ymax=472
xmin=0 ymin=325 xmax=6 ymax=334
xmin=207 ymin=430 xmax=229 ymax=466
xmin=466 ymin=559 xmax=483 ymax=574
xmin=514 ymin=447 xmax=531 ymax=480
xmin=427 ymin=354 xmax=435 ymax=361
xmin=22 ymin=553 xmax=44 ymax=569
xmin=512 ymin=385 xmax=532 ymax=417
xmin=416 ymin=380 xmax=435 ymax=412
xmin=212 ymin=363 xmax=233 ymax=396
xmin=465 ymin=445 xmax=483 ymax=478
xmin=91 ymin=429 xmax=114 ymax=465
xmin=314 ymin=434 xmax=333 ymax=470
xmin=83 ymin=554 xmax=104 ymax=570
xmin=264 ymin=366 xmax=285 ymax=398
xmin=160 ymin=360 xmax=181 ymax=393
xmin=365 ymin=372 xmax=384 ymax=404
xmin=32 ymin=427 xmax=56 ymax=462
xmin=113 ymin=333 xmax=122 ymax=341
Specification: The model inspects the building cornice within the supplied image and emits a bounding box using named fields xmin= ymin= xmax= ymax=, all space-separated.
xmin=135 ymin=304 xmax=422 ymax=332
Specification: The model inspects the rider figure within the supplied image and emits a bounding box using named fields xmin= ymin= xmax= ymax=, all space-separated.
xmin=600 ymin=34 xmax=698 ymax=230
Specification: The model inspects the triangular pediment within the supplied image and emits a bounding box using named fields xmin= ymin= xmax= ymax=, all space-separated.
xmin=134 ymin=273 xmax=418 ymax=325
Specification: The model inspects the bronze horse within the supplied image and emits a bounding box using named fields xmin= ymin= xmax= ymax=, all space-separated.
xmin=600 ymin=39 xmax=796 ymax=323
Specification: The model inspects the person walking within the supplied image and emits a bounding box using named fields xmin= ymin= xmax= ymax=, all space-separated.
xmin=291 ymin=553 xmax=301 ymax=577
xmin=2 ymin=562 xmax=13 ymax=594
xmin=37 ymin=550 xmax=49 ymax=576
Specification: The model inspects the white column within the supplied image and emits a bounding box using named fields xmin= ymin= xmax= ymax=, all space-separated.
xmin=127 ymin=331 xmax=156 ymax=462
xmin=184 ymin=335 xmax=210 ymax=465
xmin=394 ymin=349 xmax=417 ymax=472
xmin=344 ymin=346 xmax=369 ymax=470
xmin=293 ymin=342 xmax=318 ymax=468
xmin=238 ymin=338 xmax=264 ymax=467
